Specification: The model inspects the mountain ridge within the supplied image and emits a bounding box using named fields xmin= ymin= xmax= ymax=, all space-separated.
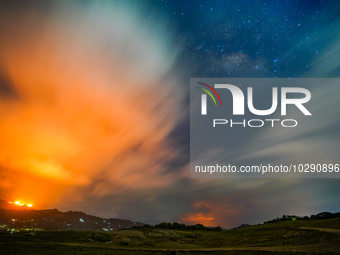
xmin=0 ymin=199 xmax=144 ymax=232
xmin=1 ymin=199 xmax=339 ymax=232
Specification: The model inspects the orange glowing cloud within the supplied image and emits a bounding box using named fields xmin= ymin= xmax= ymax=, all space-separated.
xmin=182 ymin=213 xmax=216 ymax=226
xmin=182 ymin=200 xmax=240 ymax=227
xmin=0 ymin=2 xmax=183 ymax=208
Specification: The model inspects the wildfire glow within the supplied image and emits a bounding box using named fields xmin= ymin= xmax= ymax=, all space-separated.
xmin=9 ymin=201 xmax=33 ymax=208
xmin=0 ymin=1 xmax=181 ymax=210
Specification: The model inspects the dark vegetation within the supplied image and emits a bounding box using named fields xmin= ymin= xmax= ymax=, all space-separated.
xmin=131 ymin=222 xmax=223 ymax=231
xmin=0 ymin=215 xmax=339 ymax=254
xmin=265 ymin=212 xmax=340 ymax=223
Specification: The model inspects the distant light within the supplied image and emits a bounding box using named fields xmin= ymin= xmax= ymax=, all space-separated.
xmin=27 ymin=204 xmax=33 ymax=207
xmin=14 ymin=201 xmax=20 ymax=205
xmin=79 ymin=218 xmax=84 ymax=223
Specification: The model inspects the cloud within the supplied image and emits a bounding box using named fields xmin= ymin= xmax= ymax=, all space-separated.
xmin=182 ymin=200 xmax=237 ymax=227
xmin=233 ymin=39 xmax=340 ymax=168
xmin=0 ymin=1 xmax=184 ymax=207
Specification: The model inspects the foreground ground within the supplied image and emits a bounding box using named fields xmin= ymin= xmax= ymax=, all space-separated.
xmin=1 ymin=218 xmax=339 ymax=254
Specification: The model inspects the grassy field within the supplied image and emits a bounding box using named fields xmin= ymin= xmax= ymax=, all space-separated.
xmin=1 ymin=218 xmax=339 ymax=254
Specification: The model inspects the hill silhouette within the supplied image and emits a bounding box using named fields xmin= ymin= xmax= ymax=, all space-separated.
xmin=0 ymin=199 xmax=143 ymax=232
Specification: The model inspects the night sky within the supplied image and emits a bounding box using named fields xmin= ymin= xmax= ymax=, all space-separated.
xmin=0 ymin=0 xmax=339 ymax=228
